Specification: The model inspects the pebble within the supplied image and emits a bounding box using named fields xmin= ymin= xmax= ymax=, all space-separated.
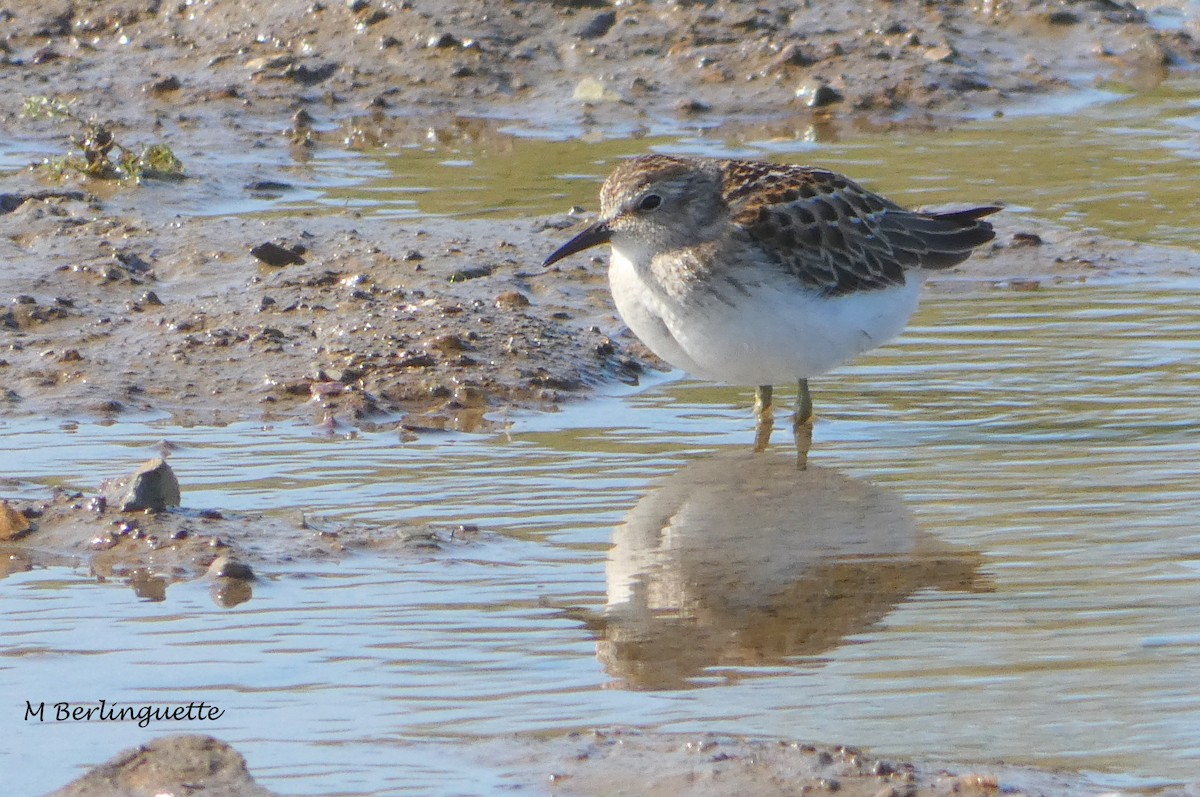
xmin=145 ymin=74 xmax=182 ymax=94
xmin=448 ymin=264 xmax=494 ymax=282
xmin=494 ymin=290 xmax=531 ymax=310
xmin=428 ymin=32 xmax=462 ymax=49
xmin=797 ymin=82 xmax=843 ymax=108
xmin=573 ymin=77 xmax=623 ymax=103
xmin=207 ymin=555 xmax=255 ymax=581
xmin=924 ymin=44 xmax=956 ymax=62
xmin=250 ymin=241 xmax=306 ymax=267
xmin=578 ymin=11 xmax=617 ymax=40
xmin=674 ymin=98 xmax=711 ymax=114
xmin=0 ymin=501 xmax=31 ymax=540
xmin=427 ymin=333 xmax=469 ymax=352
xmin=776 ymin=42 xmax=818 ymax=67
xmin=1045 ymin=10 xmax=1080 ymax=25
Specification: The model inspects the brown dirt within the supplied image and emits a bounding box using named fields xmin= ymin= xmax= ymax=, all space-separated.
xmin=5 ymin=1 xmax=1200 ymax=794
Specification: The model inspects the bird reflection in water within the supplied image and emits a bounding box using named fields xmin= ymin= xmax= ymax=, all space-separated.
xmin=581 ymin=452 xmax=989 ymax=690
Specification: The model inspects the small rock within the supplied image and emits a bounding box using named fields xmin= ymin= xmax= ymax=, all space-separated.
xmin=283 ymin=61 xmax=337 ymax=85
xmin=427 ymin=333 xmax=469 ymax=352
xmin=578 ymin=10 xmax=616 ymax=40
xmin=310 ymin=381 xmax=347 ymax=398
xmin=0 ymin=501 xmax=31 ymax=540
xmin=1045 ymin=10 xmax=1080 ymax=25
xmin=207 ymin=555 xmax=255 ymax=581
xmin=451 ymin=384 xmax=486 ymax=408
xmin=142 ymin=290 xmax=164 ymax=306
xmin=31 ymin=47 xmax=60 ymax=64
xmin=494 ymin=290 xmax=531 ymax=310
xmin=821 ymin=42 xmax=845 ymax=59
xmin=448 ymin=264 xmax=495 ymax=282
xmin=113 ymin=458 xmax=182 ymax=512
xmin=145 ymin=74 xmax=182 ymax=94
xmin=674 ymin=98 xmax=711 ymax=114
xmin=427 ymin=32 xmax=462 ymax=48
xmin=396 ymin=352 xmax=436 ymax=368
xmin=90 ymin=399 xmax=125 ymax=414
xmin=924 ymin=44 xmax=956 ymax=63
xmin=245 ymin=54 xmax=294 ymax=72
xmin=776 ymin=42 xmax=818 ymax=67
xmin=358 ymin=8 xmax=389 ymax=25
xmin=292 ymin=109 xmax=315 ymax=129
xmin=250 ymin=241 xmax=306 ymax=267
xmin=1011 ymin=232 xmax=1044 ymax=248
xmin=797 ymin=82 xmax=843 ymax=108
xmin=573 ymin=77 xmax=623 ymax=103
xmin=245 ymin=179 xmax=293 ymax=194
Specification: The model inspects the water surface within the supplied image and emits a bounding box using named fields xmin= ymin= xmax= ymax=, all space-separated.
xmin=5 ymin=281 xmax=1200 ymax=794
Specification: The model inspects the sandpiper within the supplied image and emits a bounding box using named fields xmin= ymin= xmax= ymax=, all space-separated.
xmin=542 ymin=155 xmax=998 ymax=456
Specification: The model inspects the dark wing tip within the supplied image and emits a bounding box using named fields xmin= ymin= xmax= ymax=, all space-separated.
xmin=900 ymin=204 xmax=1000 ymax=270
xmin=931 ymin=205 xmax=1002 ymax=224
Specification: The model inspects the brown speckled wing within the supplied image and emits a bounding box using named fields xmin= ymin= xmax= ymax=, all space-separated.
xmin=721 ymin=160 xmax=998 ymax=297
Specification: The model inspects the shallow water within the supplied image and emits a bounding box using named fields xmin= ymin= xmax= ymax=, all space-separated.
xmin=4 ymin=79 xmax=1200 ymax=795
xmin=6 ymin=280 xmax=1200 ymax=795
xmin=253 ymin=76 xmax=1200 ymax=249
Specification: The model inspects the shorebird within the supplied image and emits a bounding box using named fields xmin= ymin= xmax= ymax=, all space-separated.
xmin=543 ymin=155 xmax=997 ymax=460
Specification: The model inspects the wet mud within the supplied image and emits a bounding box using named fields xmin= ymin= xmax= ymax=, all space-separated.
xmin=5 ymin=0 xmax=1200 ymax=794
xmin=2 ymin=192 xmax=1193 ymax=428
xmin=44 ymin=729 xmax=1200 ymax=797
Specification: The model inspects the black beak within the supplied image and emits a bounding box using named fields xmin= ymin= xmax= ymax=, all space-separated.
xmin=542 ymin=219 xmax=612 ymax=268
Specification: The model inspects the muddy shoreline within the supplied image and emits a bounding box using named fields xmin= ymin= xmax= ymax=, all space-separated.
xmin=2 ymin=1 xmax=1199 ymax=428
xmin=5 ymin=0 xmax=1200 ymax=794
xmin=2 ymin=197 xmax=1195 ymax=427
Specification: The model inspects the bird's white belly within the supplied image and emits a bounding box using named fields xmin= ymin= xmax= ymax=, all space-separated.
xmin=608 ymin=250 xmax=925 ymax=385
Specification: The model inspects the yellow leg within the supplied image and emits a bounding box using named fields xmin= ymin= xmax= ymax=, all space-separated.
xmin=792 ymin=379 xmax=813 ymax=470
xmin=753 ymin=384 xmax=773 ymax=453
xmin=754 ymin=384 xmax=773 ymax=415
xmin=795 ymin=378 xmax=813 ymax=425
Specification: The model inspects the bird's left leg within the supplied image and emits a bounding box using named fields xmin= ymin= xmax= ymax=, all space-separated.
xmin=792 ymin=378 xmax=814 ymax=469
xmin=795 ymin=378 xmax=813 ymax=425
xmin=753 ymin=384 xmax=774 ymax=453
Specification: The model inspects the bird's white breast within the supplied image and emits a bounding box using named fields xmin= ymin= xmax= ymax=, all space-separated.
xmin=607 ymin=246 xmax=926 ymax=385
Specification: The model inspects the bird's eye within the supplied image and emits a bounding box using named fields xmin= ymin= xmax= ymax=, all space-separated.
xmin=638 ymin=194 xmax=662 ymax=212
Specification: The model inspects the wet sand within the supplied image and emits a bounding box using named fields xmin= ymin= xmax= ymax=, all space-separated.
xmin=4 ymin=0 xmax=1200 ymax=794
